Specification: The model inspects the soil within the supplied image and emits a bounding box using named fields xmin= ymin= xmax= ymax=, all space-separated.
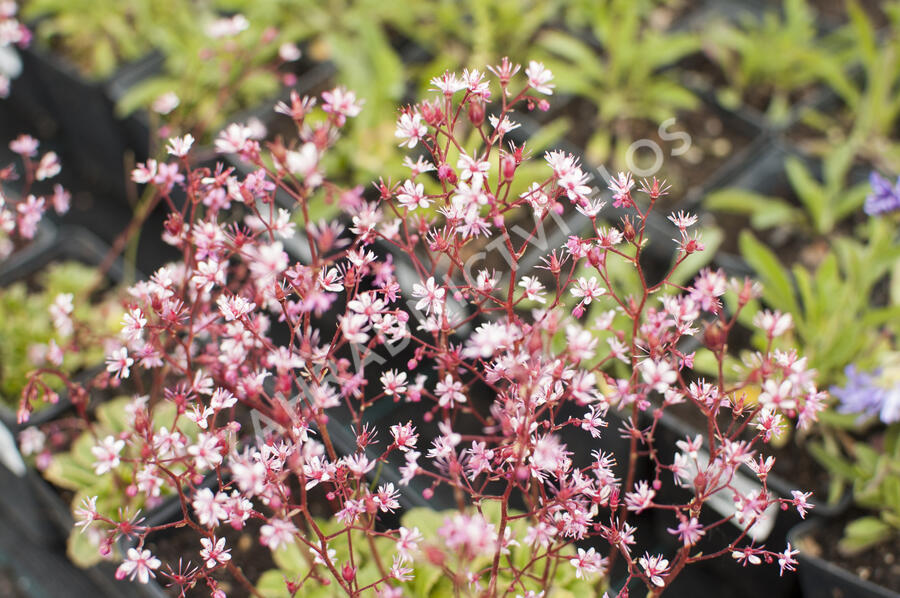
xmin=798 ymin=507 xmax=900 ymax=593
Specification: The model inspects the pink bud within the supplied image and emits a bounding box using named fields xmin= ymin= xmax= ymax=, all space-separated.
xmin=422 ymin=488 xmax=434 ymax=500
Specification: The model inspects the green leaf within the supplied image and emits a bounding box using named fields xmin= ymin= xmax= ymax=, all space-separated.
xmin=256 ymin=570 xmax=295 ymax=598
xmin=839 ymin=516 xmax=893 ymax=555
xmin=44 ymin=452 xmax=100 ymax=492
xmin=67 ymin=526 xmax=103 ymax=568
xmin=739 ymin=231 xmax=798 ymax=315
xmin=271 ymin=542 xmax=308 ymax=576
xmin=807 ymin=441 xmax=856 ymax=479
xmin=705 ymin=189 xmax=802 ymax=230
xmin=784 ymin=157 xmax=826 ymax=233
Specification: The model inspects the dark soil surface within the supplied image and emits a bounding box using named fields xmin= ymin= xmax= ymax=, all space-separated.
xmin=799 ymin=508 xmax=900 ymax=592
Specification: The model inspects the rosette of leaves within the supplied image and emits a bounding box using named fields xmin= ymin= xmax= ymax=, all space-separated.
xmin=0 ymin=261 xmax=121 ymax=409
xmin=536 ymin=0 xmax=700 ymax=166
xmin=699 ymin=0 xmax=839 ymax=127
xmin=792 ymin=1 xmax=900 ymax=171
xmin=705 ymin=149 xmax=871 ymax=238
xmin=42 ymin=396 xmax=198 ymax=567
xmin=731 ymin=219 xmax=900 ymax=388
xmin=256 ymin=502 xmax=598 ymax=597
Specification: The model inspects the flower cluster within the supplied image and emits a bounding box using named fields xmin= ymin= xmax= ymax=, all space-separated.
xmin=0 ymin=133 xmax=69 ymax=258
xmin=22 ymin=60 xmax=823 ymax=597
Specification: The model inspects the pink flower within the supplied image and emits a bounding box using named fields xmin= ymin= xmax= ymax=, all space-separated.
xmin=667 ymin=517 xmax=705 ymax=546
xmin=411 ymin=277 xmax=445 ymax=316
xmin=396 ymin=179 xmax=430 ymax=210
xmin=106 ymin=347 xmax=134 ymax=379
xmin=260 ymin=518 xmax=298 ymax=550
xmin=91 ymin=435 xmax=124 ymax=475
xmin=639 ymin=553 xmax=669 ymax=587
xmin=9 ymin=134 xmax=37 ymax=157
xmin=200 ymin=536 xmax=232 ymax=569
xmin=215 ymin=123 xmax=253 ymax=154
xmin=570 ymin=547 xmax=607 ymax=579
xmin=790 ymin=490 xmax=814 ymax=519
xmin=322 ymin=87 xmax=363 ymax=125
xmin=166 ymin=134 xmax=194 ymax=157
xmin=73 ymin=495 xmax=99 ymax=532
xmin=625 ymin=480 xmax=655 ymax=513
xmin=395 ymin=111 xmax=427 ymax=148
xmin=525 ymin=61 xmax=554 ymax=95
xmin=777 ymin=544 xmax=799 ymax=576
xmin=435 ymin=375 xmax=466 ymax=408
xmin=35 ymin=151 xmax=60 ymax=180
xmin=116 ymin=548 xmax=161 ymax=584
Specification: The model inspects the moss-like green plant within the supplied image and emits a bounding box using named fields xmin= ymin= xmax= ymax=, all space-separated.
xmin=22 ymin=0 xmax=192 ymax=78
xmin=0 ymin=261 xmax=121 ymax=410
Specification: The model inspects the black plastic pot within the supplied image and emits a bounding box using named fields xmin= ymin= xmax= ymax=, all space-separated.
xmin=0 ymin=445 xmax=140 ymax=598
xmin=789 ymin=518 xmax=900 ymax=598
xmin=9 ymin=46 xmax=154 ymax=200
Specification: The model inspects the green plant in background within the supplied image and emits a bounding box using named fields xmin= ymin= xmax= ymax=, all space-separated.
xmin=41 ymin=396 xmax=198 ymax=567
xmin=735 ymin=219 xmax=900 ymax=392
xmin=210 ymin=0 xmax=412 ymax=180
xmin=796 ymin=1 xmax=900 ymax=171
xmin=705 ymin=146 xmax=870 ymax=238
xmin=0 ymin=261 xmax=121 ymax=411
xmin=398 ymin=0 xmax=562 ymax=89
xmin=809 ymin=356 xmax=900 ymax=555
xmin=537 ymin=0 xmax=700 ymax=166
xmin=717 ymin=219 xmax=900 ymax=503
xmin=699 ymin=0 xmax=838 ymax=126
xmin=256 ymin=502 xmax=598 ymax=597
xmin=21 ymin=0 xmax=179 ymax=78
xmin=116 ymin=9 xmax=297 ymax=143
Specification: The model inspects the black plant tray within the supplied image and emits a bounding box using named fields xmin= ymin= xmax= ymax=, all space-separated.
xmin=789 ymin=518 xmax=900 ymax=598
xmin=9 ymin=46 xmax=156 ymax=200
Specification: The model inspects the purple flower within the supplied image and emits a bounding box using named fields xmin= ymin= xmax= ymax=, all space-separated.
xmin=831 ymin=365 xmax=900 ymax=424
xmin=864 ymin=172 xmax=900 ymax=216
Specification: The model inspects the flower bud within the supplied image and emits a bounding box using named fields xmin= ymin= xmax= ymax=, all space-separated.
xmin=437 ymin=164 xmax=457 ymax=185
xmin=623 ymin=222 xmax=636 ymax=243
xmin=467 ymin=99 xmax=485 ymax=126
xmin=342 ymin=563 xmax=357 ymax=583
xmin=501 ymin=154 xmax=517 ymax=181
xmin=703 ymin=321 xmax=727 ymax=353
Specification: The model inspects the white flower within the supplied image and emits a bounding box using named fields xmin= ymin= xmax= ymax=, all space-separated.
xmin=525 ymin=61 xmax=554 ymax=95
xmin=115 ymin=548 xmax=161 ymax=584
xmin=91 ymin=435 xmax=125 ymax=475
xmin=166 ymin=134 xmax=194 ymax=157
